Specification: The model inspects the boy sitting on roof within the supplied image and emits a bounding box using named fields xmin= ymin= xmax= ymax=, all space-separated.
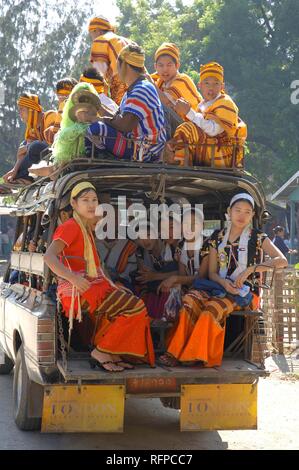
xmin=167 ymin=62 xmax=247 ymax=168
xmin=0 ymin=93 xmax=57 ymax=193
xmin=152 ymin=42 xmax=202 ymax=121
xmin=86 ymin=43 xmax=166 ymax=163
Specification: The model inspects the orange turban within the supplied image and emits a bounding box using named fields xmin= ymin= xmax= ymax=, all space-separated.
xmin=118 ymin=44 xmax=145 ymax=69
xmin=88 ymin=16 xmax=115 ymax=33
xmin=17 ymin=94 xmax=43 ymax=141
xmin=199 ymin=62 xmax=224 ymax=82
xmin=154 ymin=43 xmax=180 ymax=64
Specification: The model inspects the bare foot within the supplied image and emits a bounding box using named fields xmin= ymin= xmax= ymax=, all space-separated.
xmin=91 ymin=348 xmax=124 ymax=372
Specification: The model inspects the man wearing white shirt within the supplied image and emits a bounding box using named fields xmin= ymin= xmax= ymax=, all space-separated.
xmin=166 ymin=62 xmax=247 ymax=168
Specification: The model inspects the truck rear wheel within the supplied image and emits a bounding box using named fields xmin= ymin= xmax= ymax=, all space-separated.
xmin=0 ymin=349 xmax=14 ymax=375
xmin=13 ymin=346 xmax=41 ymax=431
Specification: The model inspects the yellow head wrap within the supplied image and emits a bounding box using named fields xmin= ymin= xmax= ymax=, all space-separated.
xmin=71 ymin=182 xmax=96 ymax=200
xmin=17 ymin=94 xmax=42 ymax=112
xmin=71 ymin=182 xmax=98 ymax=278
xmin=118 ymin=44 xmax=145 ymax=69
xmin=154 ymin=42 xmax=180 ymax=64
xmin=199 ymin=62 xmax=224 ymax=82
xmin=88 ymin=16 xmax=115 ymax=33
xmin=56 ymin=83 xmax=74 ymax=97
xmin=17 ymin=94 xmax=43 ymax=141
xmin=79 ymin=75 xmax=105 ymax=94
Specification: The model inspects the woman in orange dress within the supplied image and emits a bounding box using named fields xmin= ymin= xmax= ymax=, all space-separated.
xmin=159 ymin=194 xmax=288 ymax=368
xmin=44 ymin=182 xmax=155 ymax=372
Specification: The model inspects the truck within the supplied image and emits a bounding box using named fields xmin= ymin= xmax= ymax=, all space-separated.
xmin=0 ymin=157 xmax=269 ymax=433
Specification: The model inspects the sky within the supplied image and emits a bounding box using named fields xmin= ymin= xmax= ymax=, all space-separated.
xmin=89 ymin=0 xmax=194 ymax=22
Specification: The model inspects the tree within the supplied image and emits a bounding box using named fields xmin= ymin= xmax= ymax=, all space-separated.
xmin=0 ymin=0 xmax=93 ymax=174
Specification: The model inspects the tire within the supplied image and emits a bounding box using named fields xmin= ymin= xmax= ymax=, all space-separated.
xmin=0 ymin=350 xmax=14 ymax=375
xmin=13 ymin=346 xmax=41 ymax=431
xmin=160 ymin=397 xmax=181 ymax=410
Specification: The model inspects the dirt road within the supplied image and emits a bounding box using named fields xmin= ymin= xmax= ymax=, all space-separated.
xmin=0 ymin=372 xmax=298 ymax=450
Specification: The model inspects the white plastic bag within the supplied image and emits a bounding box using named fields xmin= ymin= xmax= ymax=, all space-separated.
xmin=161 ymin=287 xmax=182 ymax=322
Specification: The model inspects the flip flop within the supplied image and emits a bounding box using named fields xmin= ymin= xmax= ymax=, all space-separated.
xmin=89 ymin=358 xmax=124 ymax=372
xmin=158 ymin=353 xmax=180 ymax=367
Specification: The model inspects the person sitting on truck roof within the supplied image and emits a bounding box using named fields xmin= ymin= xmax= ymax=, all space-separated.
xmin=166 ymin=62 xmax=247 ymax=168
xmin=151 ymin=42 xmax=202 ymax=123
xmin=89 ymin=15 xmax=129 ymax=105
xmin=44 ymin=181 xmax=155 ymax=372
xmin=159 ymin=193 xmax=288 ymax=368
xmin=86 ymin=43 xmax=167 ymax=163
xmin=0 ymin=93 xmax=57 ymax=191
xmin=43 ymin=77 xmax=78 ymax=145
xmin=0 ymin=80 xmax=78 ymax=191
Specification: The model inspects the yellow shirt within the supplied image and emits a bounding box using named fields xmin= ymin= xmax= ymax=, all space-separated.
xmin=203 ymin=92 xmax=247 ymax=142
xmin=152 ymin=72 xmax=202 ymax=120
xmin=90 ymin=31 xmax=129 ymax=79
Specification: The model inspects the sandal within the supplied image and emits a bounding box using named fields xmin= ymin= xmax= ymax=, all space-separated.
xmin=89 ymin=358 xmax=124 ymax=372
xmin=158 ymin=353 xmax=180 ymax=367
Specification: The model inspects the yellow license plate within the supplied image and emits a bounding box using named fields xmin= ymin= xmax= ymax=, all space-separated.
xmin=42 ymin=384 xmax=125 ymax=433
xmin=180 ymin=383 xmax=257 ymax=431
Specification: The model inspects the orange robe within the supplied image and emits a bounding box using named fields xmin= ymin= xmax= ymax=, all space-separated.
xmin=90 ymin=31 xmax=128 ymax=104
xmin=43 ymin=105 xmax=63 ymax=145
xmin=53 ymin=218 xmax=154 ymax=366
xmin=166 ymin=228 xmax=264 ymax=367
xmin=172 ymin=92 xmax=247 ymax=168
xmin=166 ymin=290 xmax=237 ymax=367
xmin=152 ymin=72 xmax=202 ymax=120
xmin=25 ymin=109 xmax=56 ymax=144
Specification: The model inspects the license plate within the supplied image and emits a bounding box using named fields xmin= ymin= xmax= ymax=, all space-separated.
xmin=42 ymin=384 xmax=125 ymax=433
xmin=180 ymin=383 xmax=257 ymax=431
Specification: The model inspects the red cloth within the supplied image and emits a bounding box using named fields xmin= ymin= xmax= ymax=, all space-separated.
xmin=53 ymin=218 xmax=100 ymax=272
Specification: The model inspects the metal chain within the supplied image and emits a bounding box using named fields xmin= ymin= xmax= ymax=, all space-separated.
xmin=57 ymin=304 xmax=68 ymax=372
xmin=145 ymin=174 xmax=166 ymax=202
